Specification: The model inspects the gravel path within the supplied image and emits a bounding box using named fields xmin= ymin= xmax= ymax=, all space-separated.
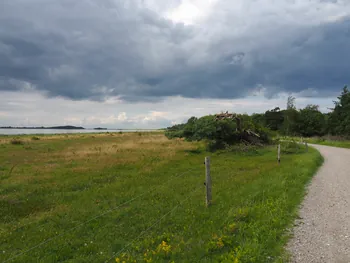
xmin=287 ymin=144 xmax=350 ymax=263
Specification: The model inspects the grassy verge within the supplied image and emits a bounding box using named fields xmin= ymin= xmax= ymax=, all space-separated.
xmin=280 ymin=135 xmax=350 ymax=149
xmin=306 ymin=138 xmax=350 ymax=148
xmin=0 ymin=133 xmax=322 ymax=262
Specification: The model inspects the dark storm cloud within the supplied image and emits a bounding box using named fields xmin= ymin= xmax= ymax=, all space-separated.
xmin=0 ymin=0 xmax=349 ymax=101
xmin=256 ymin=18 xmax=350 ymax=97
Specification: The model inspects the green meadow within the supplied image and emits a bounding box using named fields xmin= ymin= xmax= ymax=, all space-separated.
xmin=0 ymin=132 xmax=322 ymax=262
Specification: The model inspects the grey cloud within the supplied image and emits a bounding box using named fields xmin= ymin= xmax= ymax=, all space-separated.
xmin=0 ymin=0 xmax=349 ymax=102
xmin=262 ymin=18 xmax=350 ymax=95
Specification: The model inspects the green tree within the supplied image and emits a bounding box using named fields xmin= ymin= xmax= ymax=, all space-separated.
xmin=183 ymin=116 xmax=197 ymax=139
xmin=283 ymin=96 xmax=299 ymax=135
xmin=265 ymin=107 xmax=284 ymax=131
xmin=298 ymin=105 xmax=326 ymax=137
xmin=287 ymin=95 xmax=296 ymax=110
xmin=328 ymin=86 xmax=350 ymax=136
xmin=251 ymin=113 xmax=265 ymax=126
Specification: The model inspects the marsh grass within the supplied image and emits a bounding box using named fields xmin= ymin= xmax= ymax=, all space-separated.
xmin=0 ymin=132 xmax=322 ymax=262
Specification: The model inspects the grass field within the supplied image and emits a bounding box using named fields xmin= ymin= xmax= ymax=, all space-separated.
xmin=0 ymin=132 xmax=322 ymax=263
xmin=304 ymin=138 xmax=350 ymax=149
xmin=280 ymin=136 xmax=350 ymax=149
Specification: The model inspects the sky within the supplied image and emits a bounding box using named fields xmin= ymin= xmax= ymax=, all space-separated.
xmin=0 ymin=0 xmax=349 ymax=128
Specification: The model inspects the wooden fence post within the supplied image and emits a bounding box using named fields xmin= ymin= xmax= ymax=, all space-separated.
xmin=278 ymin=144 xmax=281 ymax=164
xmin=305 ymin=141 xmax=308 ymax=152
xmin=205 ymin=157 xmax=212 ymax=207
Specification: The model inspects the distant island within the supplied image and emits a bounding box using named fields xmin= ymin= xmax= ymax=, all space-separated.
xmin=0 ymin=125 xmax=85 ymax=130
xmin=93 ymin=127 xmax=108 ymax=130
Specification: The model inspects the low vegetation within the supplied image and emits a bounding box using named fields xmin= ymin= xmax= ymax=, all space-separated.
xmin=165 ymin=115 xmax=273 ymax=152
xmin=10 ymin=138 xmax=24 ymax=145
xmin=280 ymin=141 xmax=305 ymax=155
xmin=164 ymin=86 xmax=350 ymax=151
xmin=283 ymin=136 xmax=350 ymax=149
xmin=305 ymin=138 xmax=350 ymax=149
xmin=0 ymin=132 xmax=322 ymax=262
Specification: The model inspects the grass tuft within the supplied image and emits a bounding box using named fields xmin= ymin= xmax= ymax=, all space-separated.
xmin=281 ymin=141 xmax=305 ymax=154
xmin=10 ymin=138 xmax=24 ymax=145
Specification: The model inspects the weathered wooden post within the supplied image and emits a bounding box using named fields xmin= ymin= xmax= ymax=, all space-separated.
xmin=305 ymin=141 xmax=308 ymax=152
xmin=278 ymin=144 xmax=281 ymax=164
xmin=205 ymin=157 xmax=212 ymax=207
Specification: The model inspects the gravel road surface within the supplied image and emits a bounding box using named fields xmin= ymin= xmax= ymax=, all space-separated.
xmin=287 ymin=144 xmax=350 ymax=263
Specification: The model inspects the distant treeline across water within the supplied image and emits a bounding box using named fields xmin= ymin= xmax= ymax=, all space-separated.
xmin=0 ymin=128 xmax=161 ymax=135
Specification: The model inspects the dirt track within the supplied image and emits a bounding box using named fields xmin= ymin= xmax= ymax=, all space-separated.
xmin=288 ymin=144 xmax=350 ymax=263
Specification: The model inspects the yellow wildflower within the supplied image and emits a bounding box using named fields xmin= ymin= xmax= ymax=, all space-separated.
xmin=228 ymin=223 xmax=236 ymax=233
xmin=217 ymin=238 xmax=224 ymax=248
xmin=154 ymin=240 xmax=172 ymax=255
xmin=115 ymin=258 xmax=120 ymax=263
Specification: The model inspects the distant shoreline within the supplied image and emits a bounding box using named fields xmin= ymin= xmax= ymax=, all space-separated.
xmin=0 ymin=126 xmax=164 ymax=131
xmin=0 ymin=126 xmax=85 ymax=130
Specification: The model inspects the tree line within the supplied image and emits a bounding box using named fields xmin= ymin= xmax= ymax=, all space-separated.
xmin=165 ymin=86 xmax=350 ymax=150
xmin=253 ymin=86 xmax=350 ymax=137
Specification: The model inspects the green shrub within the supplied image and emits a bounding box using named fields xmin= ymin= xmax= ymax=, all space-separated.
xmin=254 ymin=125 xmax=275 ymax=144
xmin=10 ymin=139 xmax=24 ymax=145
xmin=281 ymin=141 xmax=304 ymax=154
xmin=31 ymin=136 xmax=40 ymax=141
xmin=165 ymin=123 xmax=185 ymax=139
xmin=206 ymin=140 xmax=228 ymax=152
xmin=165 ymin=114 xmax=272 ymax=151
